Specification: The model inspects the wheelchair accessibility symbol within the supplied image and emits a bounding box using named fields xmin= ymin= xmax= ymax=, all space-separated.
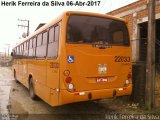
xmin=68 ymin=56 xmax=74 ymax=63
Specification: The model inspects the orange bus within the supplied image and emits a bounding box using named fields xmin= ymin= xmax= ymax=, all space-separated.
xmin=12 ymin=11 xmax=132 ymax=106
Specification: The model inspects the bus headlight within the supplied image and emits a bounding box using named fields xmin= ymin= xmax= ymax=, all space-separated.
xmin=68 ymin=83 xmax=74 ymax=90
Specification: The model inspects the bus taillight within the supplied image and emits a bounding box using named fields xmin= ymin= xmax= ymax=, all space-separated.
xmin=65 ymin=77 xmax=72 ymax=83
xmin=65 ymin=77 xmax=75 ymax=91
xmin=125 ymin=73 xmax=132 ymax=85
xmin=127 ymin=73 xmax=132 ymax=80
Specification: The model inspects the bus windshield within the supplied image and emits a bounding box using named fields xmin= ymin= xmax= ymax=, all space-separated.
xmin=67 ymin=15 xmax=129 ymax=46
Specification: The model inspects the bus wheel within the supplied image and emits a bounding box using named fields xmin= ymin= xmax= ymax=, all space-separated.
xmin=14 ymin=70 xmax=19 ymax=83
xmin=29 ymin=78 xmax=38 ymax=100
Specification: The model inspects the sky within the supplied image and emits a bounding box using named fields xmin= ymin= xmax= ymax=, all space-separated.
xmin=0 ymin=0 xmax=138 ymax=53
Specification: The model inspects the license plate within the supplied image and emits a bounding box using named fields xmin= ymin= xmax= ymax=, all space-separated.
xmin=96 ymin=78 xmax=108 ymax=83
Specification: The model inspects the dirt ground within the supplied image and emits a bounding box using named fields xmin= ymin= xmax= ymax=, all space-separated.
xmin=0 ymin=67 xmax=159 ymax=120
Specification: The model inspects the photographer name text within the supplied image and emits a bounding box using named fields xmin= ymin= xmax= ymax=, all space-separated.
xmin=0 ymin=0 xmax=101 ymax=7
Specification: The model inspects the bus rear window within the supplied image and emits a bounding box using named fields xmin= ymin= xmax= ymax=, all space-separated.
xmin=67 ymin=15 xmax=129 ymax=46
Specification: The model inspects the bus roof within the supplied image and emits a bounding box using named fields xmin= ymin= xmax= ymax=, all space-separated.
xmin=66 ymin=11 xmax=126 ymax=22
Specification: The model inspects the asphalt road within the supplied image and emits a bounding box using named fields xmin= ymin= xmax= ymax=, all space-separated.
xmin=0 ymin=67 xmax=143 ymax=120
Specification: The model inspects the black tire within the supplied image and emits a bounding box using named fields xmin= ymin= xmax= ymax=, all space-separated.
xmin=14 ymin=70 xmax=19 ymax=83
xmin=29 ymin=78 xmax=38 ymax=100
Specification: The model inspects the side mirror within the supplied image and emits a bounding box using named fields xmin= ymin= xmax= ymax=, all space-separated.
xmin=11 ymin=52 xmax=13 ymax=56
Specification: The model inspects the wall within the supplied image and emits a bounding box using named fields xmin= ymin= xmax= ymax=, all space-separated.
xmin=107 ymin=0 xmax=160 ymax=62
xmin=107 ymin=0 xmax=160 ymax=107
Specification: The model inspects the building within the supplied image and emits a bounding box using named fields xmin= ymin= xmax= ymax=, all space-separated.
xmin=107 ymin=0 xmax=160 ymax=106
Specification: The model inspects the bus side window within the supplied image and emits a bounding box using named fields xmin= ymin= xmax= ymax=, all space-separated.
xmin=24 ymin=41 xmax=29 ymax=57
xmin=37 ymin=34 xmax=42 ymax=46
xmin=36 ymin=32 xmax=47 ymax=58
xmin=55 ymin=25 xmax=59 ymax=41
xmin=43 ymin=32 xmax=48 ymax=45
xmin=49 ymin=27 xmax=54 ymax=43
xmin=16 ymin=47 xmax=19 ymax=58
xmin=33 ymin=37 xmax=37 ymax=57
xmin=24 ymin=42 xmax=26 ymax=51
xmin=42 ymin=31 xmax=48 ymax=57
xmin=48 ymin=25 xmax=59 ymax=58
xmin=28 ymin=39 xmax=33 ymax=57
xmin=26 ymin=41 xmax=29 ymax=50
xmin=21 ymin=44 xmax=24 ymax=58
xmin=19 ymin=45 xmax=21 ymax=56
xmin=18 ymin=46 xmax=20 ymax=56
xmin=29 ymin=39 xmax=33 ymax=48
xmin=20 ymin=44 xmax=23 ymax=58
xmin=33 ymin=37 xmax=37 ymax=48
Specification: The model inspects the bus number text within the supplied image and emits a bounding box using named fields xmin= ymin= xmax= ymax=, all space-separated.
xmin=115 ymin=56 xmax=130 ymax=62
